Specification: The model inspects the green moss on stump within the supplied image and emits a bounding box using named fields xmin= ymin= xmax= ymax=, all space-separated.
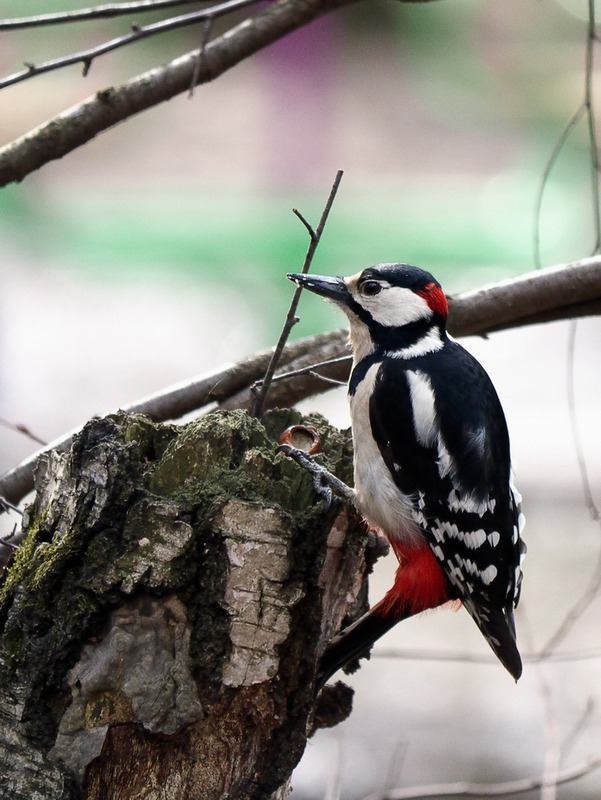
xmin=0 ymin=408 xmax=354 ymax=751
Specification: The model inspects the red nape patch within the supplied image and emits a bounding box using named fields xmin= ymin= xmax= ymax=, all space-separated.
xmin=417 ymin=282 xmax=448 ymax=319
xmin=378 ymin=541 xmax=450 ymax=620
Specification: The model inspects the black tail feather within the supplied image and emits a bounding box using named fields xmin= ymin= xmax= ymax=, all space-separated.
xmin=316 ymin=604 xmax=406 ymax=691
xmin=463 ymin=600 xmax=522 ymax=681
xmin=316 ymin=600 xmax=522 ymax=691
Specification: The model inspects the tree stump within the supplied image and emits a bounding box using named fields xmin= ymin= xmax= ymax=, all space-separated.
xmin=0 ymin=409 xmax=369 ymax=800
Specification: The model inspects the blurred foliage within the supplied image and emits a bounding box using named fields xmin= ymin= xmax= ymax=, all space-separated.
xmin=0 ymin=0 xmax=598 ymax=340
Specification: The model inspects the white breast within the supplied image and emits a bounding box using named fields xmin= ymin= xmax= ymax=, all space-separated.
xmin=350 ymin=362 xmax=423 ymax=544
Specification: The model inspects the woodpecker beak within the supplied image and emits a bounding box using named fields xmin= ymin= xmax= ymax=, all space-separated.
xmin=287 ymin=273 xmax=350 ymax=305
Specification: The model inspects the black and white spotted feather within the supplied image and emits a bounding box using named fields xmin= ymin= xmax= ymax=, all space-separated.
xmin=362 ymin=342 xmax=525 ymax=678
xmin=287 ymin=262 xmax=526 ymax=681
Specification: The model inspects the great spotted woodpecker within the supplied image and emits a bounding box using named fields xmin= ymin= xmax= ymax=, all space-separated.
xmin=284 ymin=263 xmax=526 ymax=684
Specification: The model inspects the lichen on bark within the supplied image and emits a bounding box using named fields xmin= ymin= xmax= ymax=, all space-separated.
xmin=0 ymin=407 xmax=368 ymax=800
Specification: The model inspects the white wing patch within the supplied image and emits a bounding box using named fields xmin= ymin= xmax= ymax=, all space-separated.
xmin=406 ymin=370 xmax=438 ymax=448
xmin=406 ymin=370 xmax=455 ymax=481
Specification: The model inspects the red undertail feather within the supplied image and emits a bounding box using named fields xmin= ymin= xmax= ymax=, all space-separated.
xmin=316 ymin=541 xmax=451 ymax=689
xmin=379 ymin=540 xmax=450 ymax=619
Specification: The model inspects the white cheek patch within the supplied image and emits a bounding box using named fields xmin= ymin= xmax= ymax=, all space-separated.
xmin=366 ymin=286 xmax=433 ymax=328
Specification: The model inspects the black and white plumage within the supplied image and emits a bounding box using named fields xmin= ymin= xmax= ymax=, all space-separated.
xmin=287 ymin=263 xmax=526 ymax=682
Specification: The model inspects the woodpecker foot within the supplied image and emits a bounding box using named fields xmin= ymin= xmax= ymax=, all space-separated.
xmin=276 ymin=444 xmax=355 ymax=509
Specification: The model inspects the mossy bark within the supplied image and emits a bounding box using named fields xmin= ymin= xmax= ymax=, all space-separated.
xmin=0 ymin=409 xmax=369 ymax=800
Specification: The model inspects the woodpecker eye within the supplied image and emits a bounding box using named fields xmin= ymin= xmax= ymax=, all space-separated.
xmin=360 ymin=280 xmax=382 ymax=297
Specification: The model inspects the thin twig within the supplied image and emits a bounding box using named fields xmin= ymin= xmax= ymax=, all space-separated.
xmin=250 ymin=169 xmax=344 ymax=417
xmin=561 ymin=697 xmax=595 ymax=762
xmin=0 ymin=520 xmax=20 ymax=551
xmin=357 ymin=756 xmax=601 ymax=800
xmin=533 ymin=104 xmax=585 ymax=270
xmin=0 ymin=0 xmax=261 ymax=90
xmin=383 ymin=741 xmax=410 ymax=800
xmin=537 ymin=327 xmax=601 ymax=659
xmin=533 ymin=1 xmax=600 ymax=268
xmin=534 ymin=1 xmax=601 ymax=660
xmin=324 ymin=738 xmax=343 ymax=800
xmin=539 ymin=661 xmax=561 ymax=800
xmin=371 ymin=646 xmax=601 ymax=664
xmin=0 ymin=1 xmax=211 ymax=29
xmin=0 ymin=497 xmax=23 ymax=516
xmin=566 ymin=322 xmax=600 ymax=524
xmin=0 ymin=416 xmax=47 ymax=446
xmin=252 ymin=355 xmax=352 ymax=389
xmin=189 ymin=18 xmax=214 ymax=98
xmin=306 ymin=371 xmax=347 ymax=386
xmin=585 ymin=0 xmax=601 ymax=255
xmin=0 ymin=0 xmax=356 ymax=186
xmin=564 ymin=0 xmax=601 ymax=601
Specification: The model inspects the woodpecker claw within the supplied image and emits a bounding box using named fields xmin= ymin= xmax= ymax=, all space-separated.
xmin=314 ymin=475 xmax=333 ymax=510
xmin=276 ymin=444 xmax=354 ymax=508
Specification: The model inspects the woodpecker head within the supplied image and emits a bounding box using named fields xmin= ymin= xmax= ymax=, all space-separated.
xmin=287 ymin=263 xmax=449 ymax=361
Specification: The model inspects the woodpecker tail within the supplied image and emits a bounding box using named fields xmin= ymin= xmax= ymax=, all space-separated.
xmin=464 ymin=600 xmax=522 ymax=681
xmin=316 ymin=542 xmax=451 ymax=691
xmin=316 ymin=604 xmax=402 ymax=691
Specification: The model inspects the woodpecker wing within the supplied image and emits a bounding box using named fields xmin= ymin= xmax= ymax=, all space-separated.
xmin=368 ymin=340 xmax=525 ymax=678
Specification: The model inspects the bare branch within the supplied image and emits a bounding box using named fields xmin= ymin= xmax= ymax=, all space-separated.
xmin=0 ymin=498 xmax=22 ymax=517
xmin=372 ymin=645 xmax=601 ymax=665
xmin=539 ymin=546 xmax=601 ymax=658
xmin=0 ymin=0 xmax=359 ymax=186
xmin=251 ymin=169 xmax=344 ymax=417
xmin=536 ymin=318 xmax=601 ymax=657
xmin=0 ymin=0 xmax=441 ymax=30
xmin=0 ymin=0 xmax=262 ymax=91
xmin=0 ymin=329 xmax=349 ymax=511
xmin=292 ymin=208 xmax=317 ymax=240
xmin=533 ymin=104 xmax=585 ymax=269
xmin=0 ymin=416 xmax=47 ymax=446
xmin=584 ymin=0 xmax=601 ymax=254
xmin=226 ymin=257 xmax=601 ymax=412
xmin=0 ymin=0 xmax=211 ymax=29
xmin=358 ymin=756 xmax=601 ymax=800
xmin=446 ymin=256 xmax=601 ymax=335
xmin=188 ymin=17 xmax=214 ymax=98
xmin=0 ymin=257 xmax=599 ymax=514
xmin=253 ymin=356 xmax=352 ymax=388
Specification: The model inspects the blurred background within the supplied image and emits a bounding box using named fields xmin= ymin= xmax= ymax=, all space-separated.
xmin=1 ymin=0 xmax=601 ymax=797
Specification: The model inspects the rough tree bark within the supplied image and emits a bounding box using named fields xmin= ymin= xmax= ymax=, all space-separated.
xmin=0 ymin=408 xmax=369 ymax=799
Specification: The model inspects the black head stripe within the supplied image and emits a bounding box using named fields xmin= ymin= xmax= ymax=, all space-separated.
xmin=363 ymin=263 xmax=441 ymax=292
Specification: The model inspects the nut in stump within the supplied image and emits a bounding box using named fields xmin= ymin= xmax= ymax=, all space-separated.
xmin=278 ymin=425 xmax=322 ymax=455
